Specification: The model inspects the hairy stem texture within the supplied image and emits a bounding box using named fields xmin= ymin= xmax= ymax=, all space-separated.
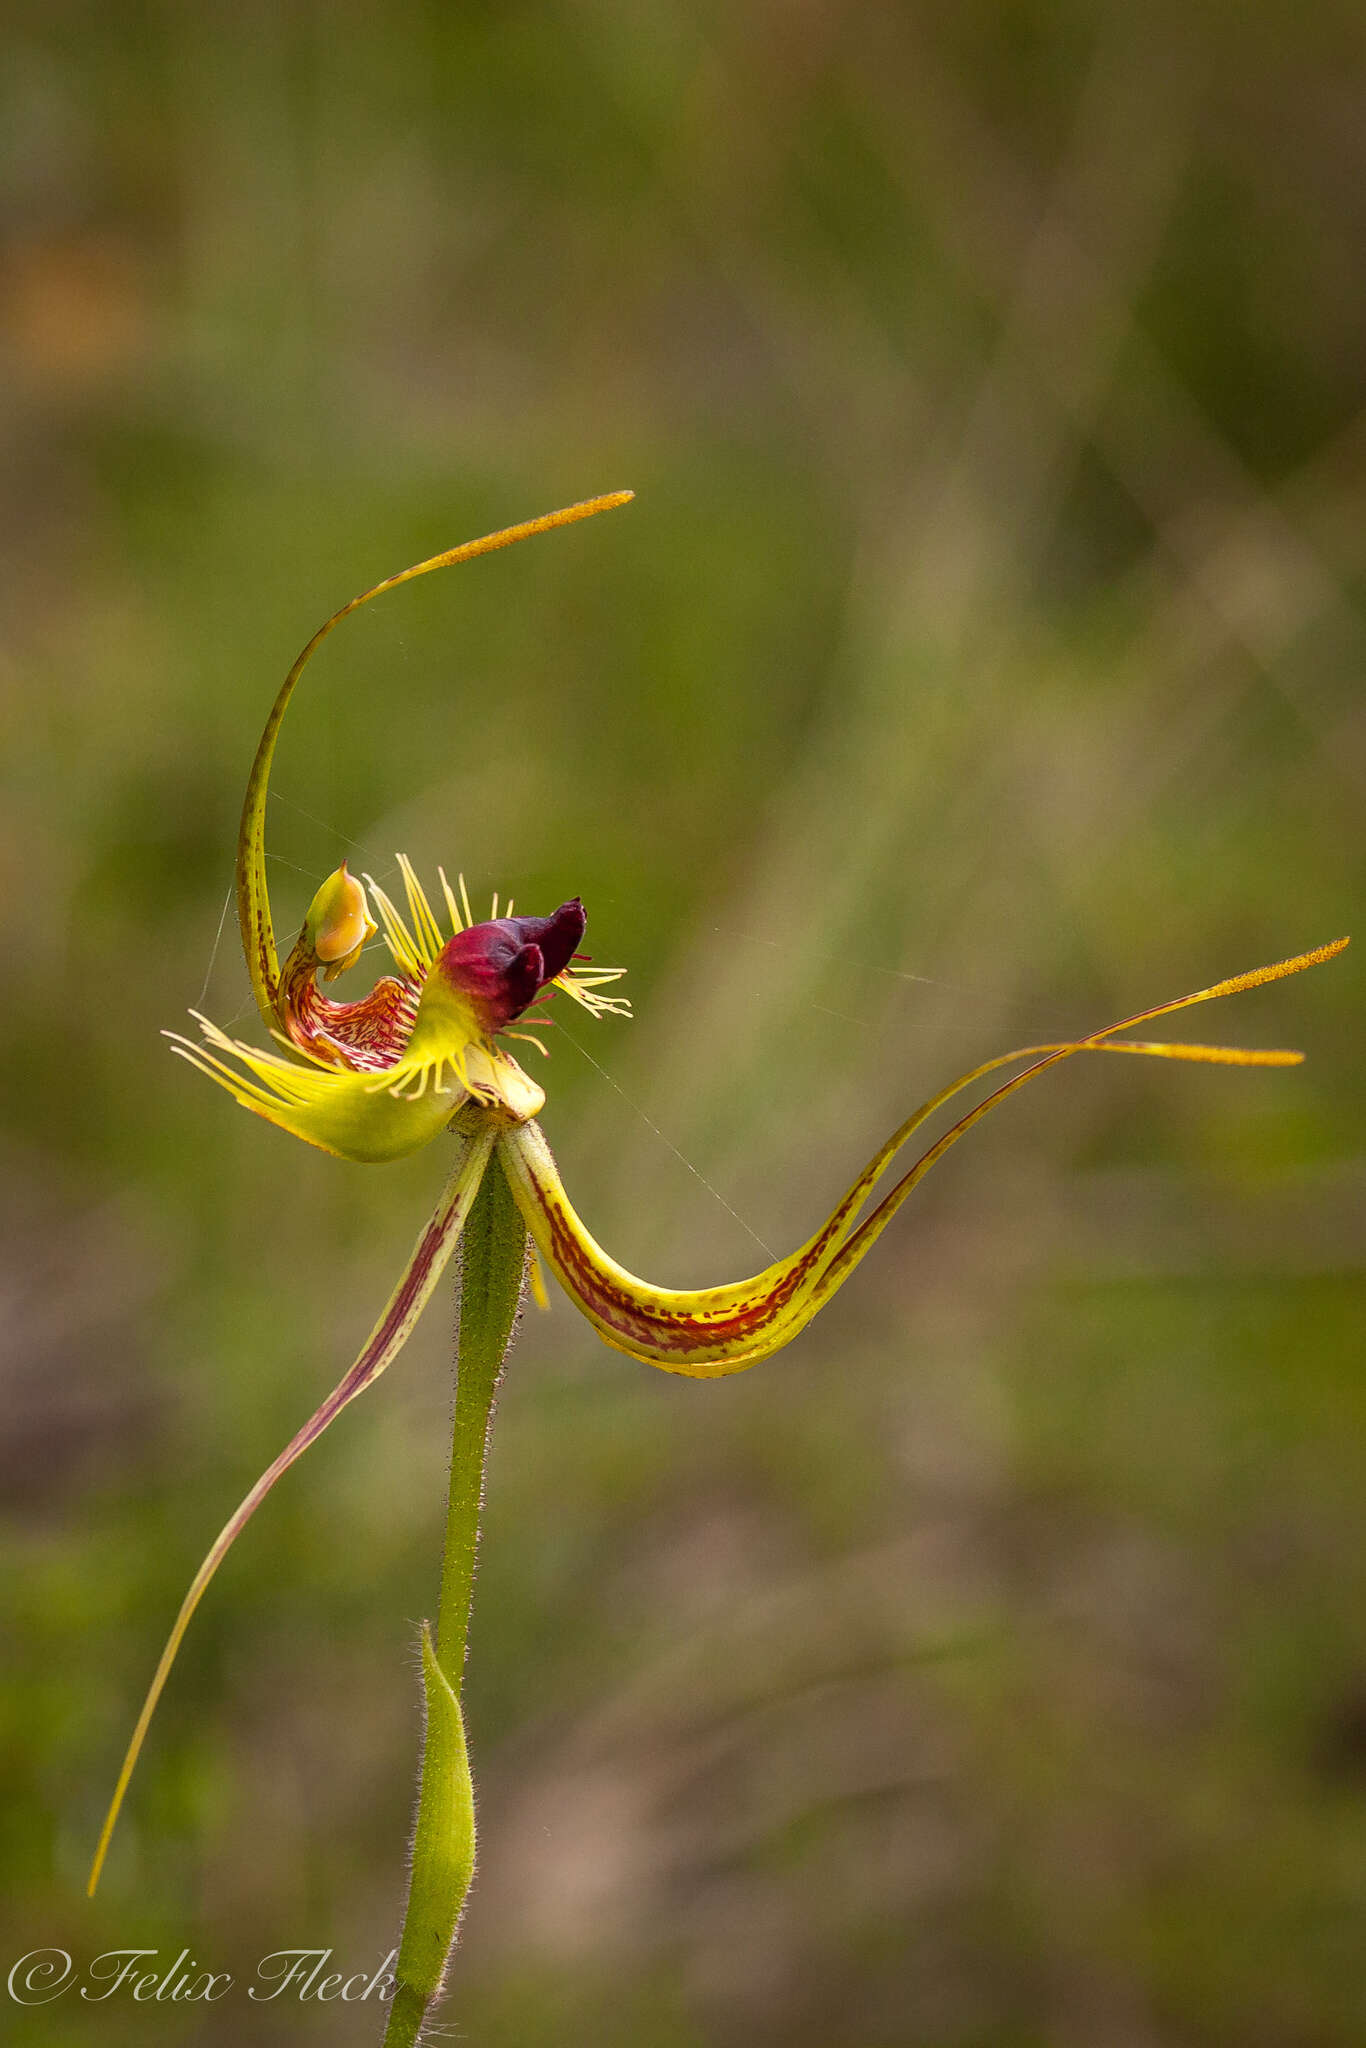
xmin=382 ymin=1157 xmax=528 ymax=2048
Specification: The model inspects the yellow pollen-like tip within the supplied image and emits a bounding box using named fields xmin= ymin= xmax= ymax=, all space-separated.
xmin=307 ymin=864 xmax=377 ymax=973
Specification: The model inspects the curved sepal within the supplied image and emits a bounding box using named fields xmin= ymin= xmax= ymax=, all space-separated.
xmin=235 ymin=494 xmax=633 ymax=1032
xmin=497 ymin=940 xmax=1348 ymax=1378
xmin=88 ymin=1124 xmax=497 ymax=1896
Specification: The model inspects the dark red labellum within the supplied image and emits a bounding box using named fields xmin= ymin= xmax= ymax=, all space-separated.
xmin=436 ymin=899 xmax=586 ymax=1032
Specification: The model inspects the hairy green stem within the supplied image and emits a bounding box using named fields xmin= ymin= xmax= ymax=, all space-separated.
xmin=382 ymin=1152 xmax=528 ymax=2048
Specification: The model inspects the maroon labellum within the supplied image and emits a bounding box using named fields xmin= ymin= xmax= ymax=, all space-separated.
xmin=436 ymin=899 xmax=587 ymax=1033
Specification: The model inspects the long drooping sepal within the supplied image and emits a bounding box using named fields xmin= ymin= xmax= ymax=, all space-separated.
xmin=236 ymin=491 xmax=634 ymax=1032
xmin=87 ymin=1125 xmax=497 ymax=1897
xmin=497 ymin=940 xmax=1348 ymax=1378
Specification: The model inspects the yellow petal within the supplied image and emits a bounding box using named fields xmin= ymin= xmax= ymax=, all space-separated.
xmin=497 ymin=939 xmax=1348 ymax=1377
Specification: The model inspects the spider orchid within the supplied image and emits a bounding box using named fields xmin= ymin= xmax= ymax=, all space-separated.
xmin=89 ymin=490 xmax=1347 ymax=1901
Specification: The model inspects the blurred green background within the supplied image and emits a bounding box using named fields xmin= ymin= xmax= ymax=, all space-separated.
xmin=3 ymin=4 xmax=1364 ymax=2043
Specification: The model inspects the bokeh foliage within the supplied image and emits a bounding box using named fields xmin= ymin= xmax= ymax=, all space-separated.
xmin=2 ymin=3 xmax=1363 ymax=2043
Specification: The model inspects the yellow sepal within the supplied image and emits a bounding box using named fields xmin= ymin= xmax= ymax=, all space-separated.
xmin=235 ymin=494 xmax=634 ymax=1033
xmin=497 ymin=940 xmax=1348 ymax=1376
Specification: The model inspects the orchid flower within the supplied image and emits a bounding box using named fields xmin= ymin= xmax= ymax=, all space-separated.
xmin=89 ymin=491 xmax=1347 ymax=2010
